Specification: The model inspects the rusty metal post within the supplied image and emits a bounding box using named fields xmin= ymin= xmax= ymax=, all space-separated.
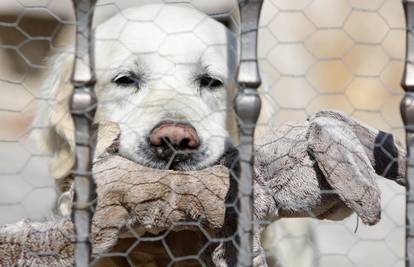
xmin=235 ymin=1 xmax=263 ymax=266
xmin=69 ymin=0 xmax=97 ymax=266
xmin=401 ymin=1 xmax=414 ymax=266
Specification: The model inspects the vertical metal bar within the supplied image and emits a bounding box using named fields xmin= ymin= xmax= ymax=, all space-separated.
xmin=401 ymin=1 xmax=414 ymax=266
xmin=70 ymin=0 xmax=97 ymax=266
xmin=235 ymin=1 xmax=263 ymax=266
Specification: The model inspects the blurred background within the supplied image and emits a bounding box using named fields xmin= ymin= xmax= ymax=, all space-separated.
xmin=0 ymin=0 xmax=406 ymax=266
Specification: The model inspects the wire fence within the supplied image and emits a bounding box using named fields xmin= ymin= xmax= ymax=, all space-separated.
xmin=0 ymin=0 xmax=409 ymax=266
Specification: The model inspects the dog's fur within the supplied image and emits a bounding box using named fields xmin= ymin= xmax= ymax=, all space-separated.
xmin=32 ymin=4 xmax=407 ymax=267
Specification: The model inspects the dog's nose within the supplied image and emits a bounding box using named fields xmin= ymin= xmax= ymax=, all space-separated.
xmin=149 ymin=122 xmax=200 ymax=150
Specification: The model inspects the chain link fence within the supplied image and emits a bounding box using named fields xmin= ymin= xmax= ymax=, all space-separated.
xmin=0 ymin=0 xmax=408 ymax=266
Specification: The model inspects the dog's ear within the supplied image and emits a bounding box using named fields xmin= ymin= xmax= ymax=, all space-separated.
xmin=32 ymin=52 xmax=75 ymax=186
xmin=307 ymin=110 xmax=405 ymax=225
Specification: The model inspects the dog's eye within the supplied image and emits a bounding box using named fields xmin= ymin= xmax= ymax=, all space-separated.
xmin=198 ymin=75 xmax=223 ymax=89
xmin=113 ymin=75 xmax=140 ymax=87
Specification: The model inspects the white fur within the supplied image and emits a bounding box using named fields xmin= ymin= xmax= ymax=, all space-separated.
xmin=34 ymin=4 xmax=238 ymax=186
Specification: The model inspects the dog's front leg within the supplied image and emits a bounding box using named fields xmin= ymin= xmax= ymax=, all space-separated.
xmin=210 ymin=226 xmax=268 ymax=267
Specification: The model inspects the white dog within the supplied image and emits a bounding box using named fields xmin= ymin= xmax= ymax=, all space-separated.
xmin=35 ymin=4 xmax=239 ymax=192
xmin=32 ymin=3 xmax=406 ymax=267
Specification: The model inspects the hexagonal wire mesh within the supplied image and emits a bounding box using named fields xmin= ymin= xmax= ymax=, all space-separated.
xmin=0 ymin=0 xmax=411 ymax=267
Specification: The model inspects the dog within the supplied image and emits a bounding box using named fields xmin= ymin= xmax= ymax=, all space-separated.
xmin=32 ymin=3 xmax=406 ymax=267
xmin=34 ymin=3 xmax=240 ymax=201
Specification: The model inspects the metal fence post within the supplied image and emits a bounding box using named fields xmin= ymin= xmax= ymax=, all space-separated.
xmin=69 ymin=0 xmax=97 ymax=266
xmin=235 ymin=1 xmax=263 ymax=266
xmin=401 ymin=1 xmax=414 ymax=266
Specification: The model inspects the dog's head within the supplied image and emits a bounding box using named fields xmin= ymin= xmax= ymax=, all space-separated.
xmin=34 ymin=4 xmax=239 ymax=185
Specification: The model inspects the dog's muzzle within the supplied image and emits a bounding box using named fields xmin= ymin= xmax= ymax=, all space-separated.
xmin=149 ymin=121 xmax=200 ymax=164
